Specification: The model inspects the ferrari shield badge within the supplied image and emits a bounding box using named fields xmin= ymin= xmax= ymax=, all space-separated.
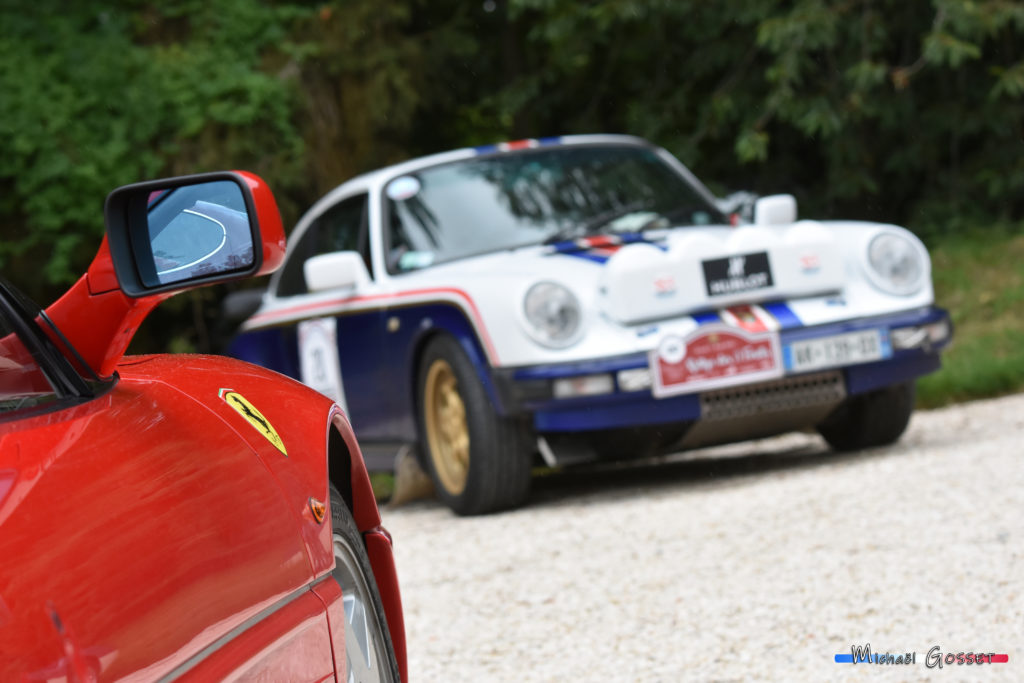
xmin=219 ymin=389 xmax=288 ymax=456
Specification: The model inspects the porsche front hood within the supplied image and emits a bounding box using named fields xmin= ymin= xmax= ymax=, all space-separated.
xmin=407 ymin=220 xmax=934 ymax=368
xmin=597 ymin=222 xmax=845 ymax=324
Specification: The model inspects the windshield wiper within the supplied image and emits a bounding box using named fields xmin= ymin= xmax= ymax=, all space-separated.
xmin=542 ymin=199 xmax=651 ymax=245
xmin=637 ymin=203 xmax=729 ymax=233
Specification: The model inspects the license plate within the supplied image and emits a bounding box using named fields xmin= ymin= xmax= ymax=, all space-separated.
xmin=783 ymin=329 xmax=891 ymax=372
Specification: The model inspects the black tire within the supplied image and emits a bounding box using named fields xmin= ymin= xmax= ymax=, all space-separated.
xmin=329 ymin=484 xmax=401 ymax=683
xmin=417 ymin=335 xmax=532 ymax=515
xmin=816 ymin=381 xmax=916 ymax=452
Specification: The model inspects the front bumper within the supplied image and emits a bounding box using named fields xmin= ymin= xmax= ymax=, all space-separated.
xmin=493 ymin=306 xmax=952 ymax=433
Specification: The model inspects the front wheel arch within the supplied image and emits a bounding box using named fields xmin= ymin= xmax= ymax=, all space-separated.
xmin=329 ymin=483 xmax=402 ymax=682
xmin=326 ymin=414 xmax=408 ymax=680
xmin=408 ymin=323 xmax=506 ymax=453
xmin=817 ymin=380 xmax=916 ymax=451
xmin=414 ymin=334 xmax=532 ymax=515
xmin=327 ymin=422 xmax=355 ymax=516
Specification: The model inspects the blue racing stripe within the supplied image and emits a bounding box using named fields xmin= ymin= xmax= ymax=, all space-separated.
xmin=546 ymin=233 xmax=667 ymax=262
xmin=692 ymin=310 xmax=721 ymax=325
xmin=563 ymin=252 xmax=611 ymax=264
xmin=761 ymin=301 xmax=802 ymax=329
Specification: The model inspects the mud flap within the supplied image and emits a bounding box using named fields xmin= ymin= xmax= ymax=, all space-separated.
xmin=387 ymin=445 xmax=435 ymax=507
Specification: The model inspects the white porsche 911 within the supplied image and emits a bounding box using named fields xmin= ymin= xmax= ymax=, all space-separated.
xmin=228 ymin=135 xmax=952 ymax=515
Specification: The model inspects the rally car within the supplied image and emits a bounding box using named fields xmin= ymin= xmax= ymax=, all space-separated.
xmin=0 ymin=172 xmax=405 ymax=681
xmin=228 ymin=135 xmax=952 ymax=516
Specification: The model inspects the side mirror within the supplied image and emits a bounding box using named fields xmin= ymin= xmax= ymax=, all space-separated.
xmin=304 ymin=252 xmax=371 ymax=293
xmin=715 ymin=190 xmax=759 ymax=224
xmin=104 ymin=171 xmax=286 ymax=297
xmin=753 ymin=194 xmax=797 ymax=225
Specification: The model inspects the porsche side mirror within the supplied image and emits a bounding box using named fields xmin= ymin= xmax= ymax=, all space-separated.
xmin=104 ymin=171 xmax=286 ymax=298
xmin=753 ymin=194 xmax=797 ymax=225
xmin=222 ymin=287 xmax=266 ymax=324
xmin=304 ymin=251 xmax=371 ymax=293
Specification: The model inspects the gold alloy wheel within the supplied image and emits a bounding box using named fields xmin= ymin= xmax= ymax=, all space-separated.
xmin=423 ymin=358 xmax=470 ymax=495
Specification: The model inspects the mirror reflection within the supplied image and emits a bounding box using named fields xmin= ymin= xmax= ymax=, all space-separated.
xmin=145 ymin=180 xmax=254 ymax=286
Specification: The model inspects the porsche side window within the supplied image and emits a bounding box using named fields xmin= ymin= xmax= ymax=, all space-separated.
xmin=277 ymin=194 xmax=371 ymax=297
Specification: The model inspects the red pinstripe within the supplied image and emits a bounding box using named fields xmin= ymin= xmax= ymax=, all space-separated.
xmin=248 ymin=287 xmax=500 ymax=363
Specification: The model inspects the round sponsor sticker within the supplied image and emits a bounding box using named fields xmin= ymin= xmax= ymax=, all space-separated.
xmin=386 ymin=176 xmax=421 ymax=201
xmin=658 ymin=335 xmax=687 ymax=364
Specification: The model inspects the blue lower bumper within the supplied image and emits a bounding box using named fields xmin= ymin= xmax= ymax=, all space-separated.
xmin=501 ymin=306 xmax=951 ymax=433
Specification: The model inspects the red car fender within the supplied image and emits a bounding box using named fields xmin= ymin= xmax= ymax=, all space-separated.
xmin=118 ymin=354 xmax=339 ymax=577
xmin=118 ymin=360 xmax=407 ymax=681
xmin=364 ymin=528 xmax=407 ymax=683
xmin=330 ymin=408 xmax=381 ymax=533
xmin=329 ymin=408 xmax=407 ymax=682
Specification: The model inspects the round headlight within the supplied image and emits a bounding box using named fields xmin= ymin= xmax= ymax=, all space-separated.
xmin=866 ymin=232 xmax=926 ymax=296
xmin=523 ymin=282 xmax=582 ymax=348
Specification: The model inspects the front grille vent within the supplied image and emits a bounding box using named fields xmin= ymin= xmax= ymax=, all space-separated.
xmin=700 ymin=371 xmax=846 ymax=421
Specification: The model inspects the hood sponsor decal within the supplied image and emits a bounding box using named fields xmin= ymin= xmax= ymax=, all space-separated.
xmin=219 ymin=388 xmax=288 ymax=456
xmin=799 ymin=252 xmax=821 ymax=274
xmin=653 ymin=275 xmax=676 ymax=298
xmin=702 ymin=251 xmax=773 ymax=296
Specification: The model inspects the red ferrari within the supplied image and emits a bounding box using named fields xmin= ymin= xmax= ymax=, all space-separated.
xmin=0 ymin=172 xmax=406 ymax=682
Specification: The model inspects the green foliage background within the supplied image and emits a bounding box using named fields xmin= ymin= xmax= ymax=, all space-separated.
xmin=1 ymin=0 xmax=1023 ymax=356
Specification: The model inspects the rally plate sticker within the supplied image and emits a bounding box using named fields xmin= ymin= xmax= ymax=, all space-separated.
xmin=650 ymin=323 xmax=783 ymax=398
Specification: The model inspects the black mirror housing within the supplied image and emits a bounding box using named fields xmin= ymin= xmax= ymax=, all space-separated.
xmin=105 ymin=172 xmax=263 ymax=298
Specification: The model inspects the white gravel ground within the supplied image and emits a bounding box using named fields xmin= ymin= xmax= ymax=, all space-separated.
xmin=382 ymin=393 xmax=1024 ymax=682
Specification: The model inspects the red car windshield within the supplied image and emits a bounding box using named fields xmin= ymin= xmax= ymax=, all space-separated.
xmin=0 ymin=279 xmax=100 ymax=415
xmin=0 ymin=310 xmax=56 ymax=412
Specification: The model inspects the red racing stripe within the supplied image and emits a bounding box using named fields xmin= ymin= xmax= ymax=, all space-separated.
xmin=247 ymin=287 xmax=500 ymax=364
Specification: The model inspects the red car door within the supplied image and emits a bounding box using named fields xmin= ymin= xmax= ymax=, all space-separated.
xmin=0 ymin=376 xmax=334 ymax=681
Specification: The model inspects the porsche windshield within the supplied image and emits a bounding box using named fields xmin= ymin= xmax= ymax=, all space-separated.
xmin=383 ymin=145 xmax=727 ymax=273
